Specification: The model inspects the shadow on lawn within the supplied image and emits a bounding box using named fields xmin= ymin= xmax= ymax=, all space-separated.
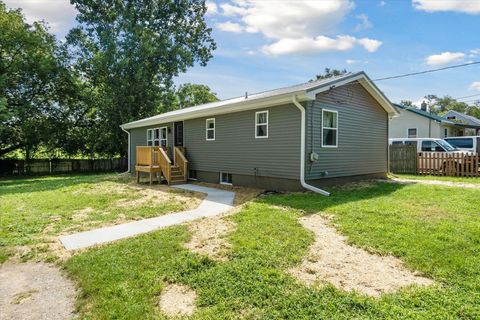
xmin=258 ymin=181 xmax=406 ymax=214
xmin=0 ymin=174 xmax=114 ymax=196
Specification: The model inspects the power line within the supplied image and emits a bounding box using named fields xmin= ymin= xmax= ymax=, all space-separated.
xmin=454 ymin=93 xmax=480 ymax=101
xmin=371 ymin=61 xmax=480 ymax=82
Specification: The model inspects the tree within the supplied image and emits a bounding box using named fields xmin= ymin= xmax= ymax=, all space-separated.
xmin=175 ymin=83 xmax=218 ymax=108
xmin=0 ymin=3 xmax=73 ymax=159
xmin=67 ymin=0 xmax=216 ymax=156
xmin=311 ymin=68 xmax=348 ymax=81
xmin=400 ymin=100 xmax=414 ymax=107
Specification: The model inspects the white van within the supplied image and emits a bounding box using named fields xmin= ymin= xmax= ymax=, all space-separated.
xmin=444 ymin=136 xmax=480 ymax=153
xmin=389 ymin=138 xmax=459 ymax=153
xmin=389 ymin=138 xmax=474 ymax=172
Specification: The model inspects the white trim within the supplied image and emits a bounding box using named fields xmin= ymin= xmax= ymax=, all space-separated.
xmin=121 ymin=127 xmax=131 ymax=173
xmin=206 ymin=118 xmax=215 ymax=141
xmin=407 ymin=127 xmax=417 ymax=139
xmin=255 ymin=110 xmax=269 ymax=138
xmin=321 ymin=109 xmax=338 ymax=148
xmin=219 ymin=172 xmax=232 ymax=185
xmin=292 ymin=96 xmax=330 ymax=196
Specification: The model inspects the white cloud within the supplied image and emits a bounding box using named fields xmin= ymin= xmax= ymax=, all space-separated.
xmin=470 ymin=82 xmax=480 ymax=91
xmin=357 ymin=38 xmax=382 ymax=52
xmin=262 ymin=35 xmax=382 ymax=56
xmin=380 ymin=1 xmax=386 ymax=6
xmin=354 ymin=14 xmax=372 ymax=32
xmin=3 ymin=0 xmax=77 ymax=33
xmin=206 ymin=1 xmax=218 ymax=15
xmin=216 ymin=21 xmax=244 ymax=33
xmin=216 ymin=0 xmax=382 ymax=56
xmin=425 ymin=51 xmax=465 ymax=65
xmin=470 ymin=49 xmax=480 ymax=57
xmin=346 ymin=59 xmax=368 ymax=65
xmin=413 ymin=0 xmax=480 ymax=14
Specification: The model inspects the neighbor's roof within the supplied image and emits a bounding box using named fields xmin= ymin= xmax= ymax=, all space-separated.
xmin=393 ymin=104 xmax=453 ymax=123
xmin=122 ymin=71 xmax=397 ymax=129
xmin=443 ymin=110 xmax=480 ymax=126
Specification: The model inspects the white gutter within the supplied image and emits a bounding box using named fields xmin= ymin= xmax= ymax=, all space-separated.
xmin=292 ymin=96 xmax=330 ymax=196
xmin=120 ymin=126 xmax=131 ymax=173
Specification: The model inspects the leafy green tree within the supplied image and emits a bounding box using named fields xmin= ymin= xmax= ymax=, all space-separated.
xmin=311 ymin=68 xmax=348 ymax=81
xmin=0 ymin=3 xmax=73 ymax=159
xmin=175 ymin=83 xmax=218 ymax=108
xmin=400 ymin=100 xmax=414 ymax=107
xmin=67 ymin=0 xmax=216 ymax=156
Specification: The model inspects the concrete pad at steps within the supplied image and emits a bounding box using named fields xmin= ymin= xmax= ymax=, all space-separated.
xmin=59 ymin=184 xmax=234 ymax=250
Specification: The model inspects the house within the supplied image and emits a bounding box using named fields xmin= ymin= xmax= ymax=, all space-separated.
xmin=121 ymin=72 xmax=397 ymax=194
xmin=442 ymin=110 xmax=480 ymax=136
xmin=389 ymin=104 xmax=480 ymax=139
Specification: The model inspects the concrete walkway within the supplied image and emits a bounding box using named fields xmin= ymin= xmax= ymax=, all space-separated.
xmin=59 ymin=184 xmax=235 ymax=250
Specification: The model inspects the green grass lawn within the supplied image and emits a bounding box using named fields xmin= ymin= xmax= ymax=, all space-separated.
xmin=392 ymin=173 xmax=480 ymax=184
xmin=65 ymin=182 xmax=480 ymax=319
xmin=0 ymin=174 xmax=200 ymax=262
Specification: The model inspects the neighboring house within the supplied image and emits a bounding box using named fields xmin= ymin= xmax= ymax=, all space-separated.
xmin=121 ymin=72 xmax=397 ymax=193
xmin=442 ymin=110 xmax=480 ymax=136
xmin=389 ymin=104 xmax=480 ymax=139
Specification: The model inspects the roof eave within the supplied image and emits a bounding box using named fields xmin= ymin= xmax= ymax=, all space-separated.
xmin=121 ymin=91 xmax=310 ymax=129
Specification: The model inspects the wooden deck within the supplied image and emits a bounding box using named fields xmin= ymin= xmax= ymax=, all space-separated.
xmin=135 ymin=146 xmax=188 ymax=184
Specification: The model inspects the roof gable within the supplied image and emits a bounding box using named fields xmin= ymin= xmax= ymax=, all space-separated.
xmin=122 ymin=72 xmax=397 ymax=129
xmin=443 ymin=110 xmax=480 ymax=126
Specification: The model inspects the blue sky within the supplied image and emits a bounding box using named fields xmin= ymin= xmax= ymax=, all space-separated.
xmin=5 ymin=0 xmax=480 ymax=105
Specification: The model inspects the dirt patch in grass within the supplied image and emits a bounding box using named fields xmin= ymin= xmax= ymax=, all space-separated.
xmin=0 ymin=260 xmax=76 ymax=319
xmin=184 ymin=213 xmax=235 ymax=261
xmin=289 ymin=214 xmax=433 ymax=297
xmin=193 ymin=182 xmax=262 ymax=206
xmin=158 ymin=284 xmax=197 ymax=317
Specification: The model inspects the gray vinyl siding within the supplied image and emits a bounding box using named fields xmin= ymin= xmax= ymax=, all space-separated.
xmin=129 ymin=123 xmax=173 ymax=170
xmin=184 ymin=103 xmax=301 ymax=179
xmin=305 ymin=83 xmax=388 ymax=179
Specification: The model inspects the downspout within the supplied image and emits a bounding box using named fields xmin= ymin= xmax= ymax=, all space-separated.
xmin=292 ymin=96 xmax=330 ymax=196
xmin=120 ymin=126 xmax=131 ymax=173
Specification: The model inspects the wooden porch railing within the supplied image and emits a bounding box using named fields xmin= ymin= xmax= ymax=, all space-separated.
xmin=158 ymin=147 xmax=171 ymax=184
xmin=174 ymin=147 xmax=188 ymax=181
xmin=135 ymin=146 xmax=172 ymax=184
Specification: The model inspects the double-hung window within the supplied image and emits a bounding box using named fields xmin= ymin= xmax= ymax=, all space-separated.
xmin=255 ymin=111 xmax=268 ymax=138
xmin=206 ymin=118 xmax=215 ymax=141
xmin=147 ymin=127 xmax=168 ymax=147
xmin=407 ymin=128 xmax=417 ymax=138
xmin=322 ymin=109 xmax=338 ymax=147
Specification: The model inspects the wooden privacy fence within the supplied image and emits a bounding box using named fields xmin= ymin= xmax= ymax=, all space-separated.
xmin=389 ymin=144 xmax=480 ymax=177
xmin=389 ymin=144 xmax=417 ymax=174
xmin=0 ymin=158 xmax=127 ymax=176
xmin=417 ymin=152 xmax=479 ymax=177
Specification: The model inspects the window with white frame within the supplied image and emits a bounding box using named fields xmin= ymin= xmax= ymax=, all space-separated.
xmin=444 ymin=128 xmax=448 ymax=137
xmin=255 ymin=111 xmax=268 ymax=138
xmin=407 ymin=128 xmax=417 ymax=138
xmin=147 ymin=127 xmax=168 ymax=147
xmin=322 ymin=109 xmax=338 ymax=147
xmin=220 ymin=172 xmax=232 ymax=185
xmin=159 ymin=127 xmax=167 ymax=147
xmin=206 ymin=118 xmax=215 ymax=140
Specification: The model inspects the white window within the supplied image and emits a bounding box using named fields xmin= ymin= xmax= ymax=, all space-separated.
xmin=321 ymin=109 xmax=338 ymax=148
xmin=147 ymin=127 xmax=168 ymax=147
xmin=220 ymin=172 xmax=232 ymax=185
xmin=255 ymin=111 xmax=268 ymax=138
xmin=206 ymin=118 xmax=215 ymax=141
xmin=159 ymin=127 xmax=167 ymax=147
xmin=407 ymin=128 xmax=417 ymax=138
xmin=444 ymin=128 xmax=448 ymax=137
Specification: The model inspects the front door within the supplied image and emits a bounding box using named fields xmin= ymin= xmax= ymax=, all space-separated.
xmin=174 ymin=121 xmax=184 ymax=147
